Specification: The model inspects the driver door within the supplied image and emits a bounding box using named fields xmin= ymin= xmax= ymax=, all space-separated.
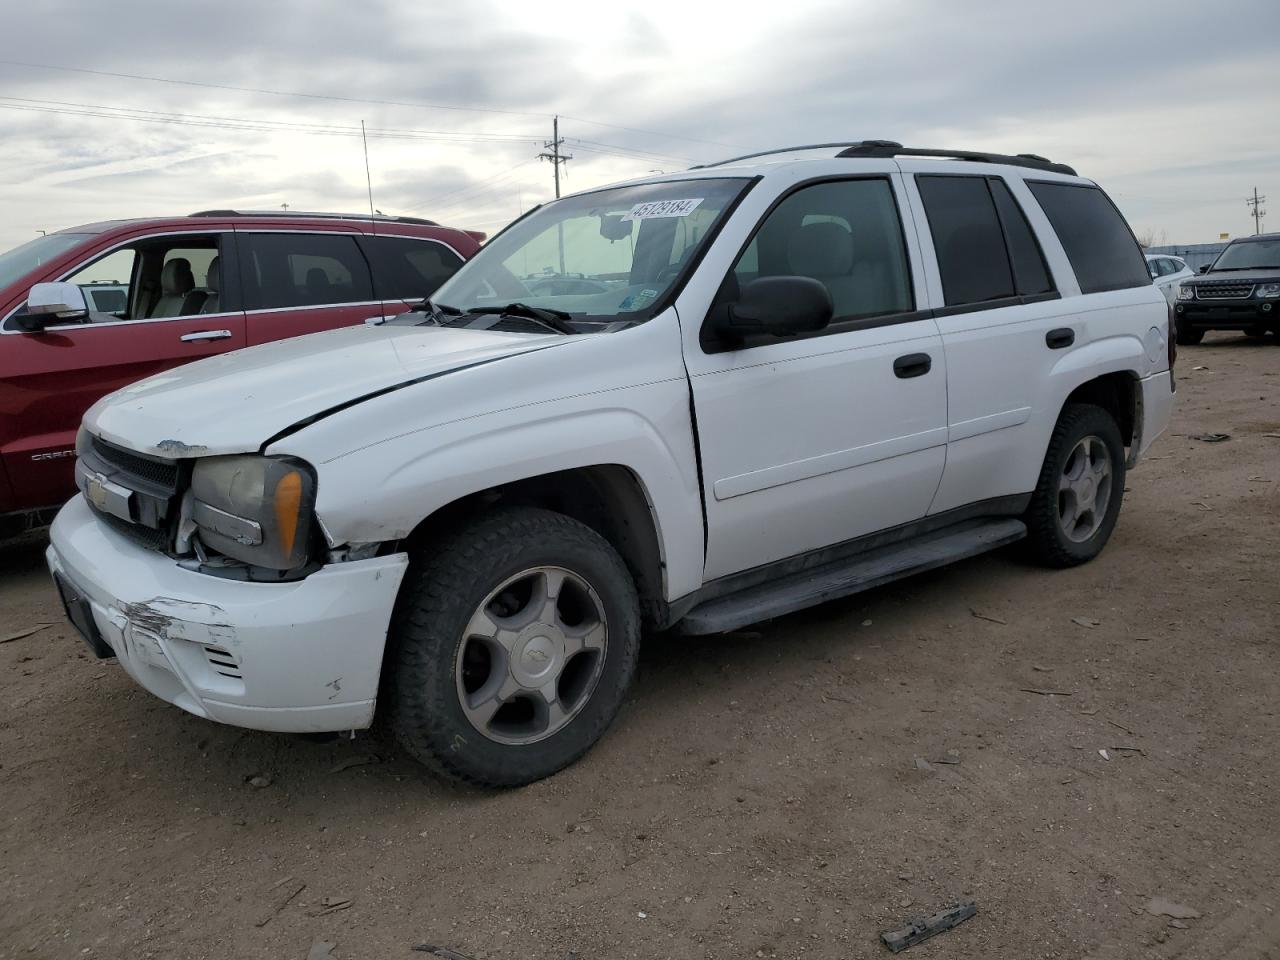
xmin=681 ymin=175 xmax=948 ymax=582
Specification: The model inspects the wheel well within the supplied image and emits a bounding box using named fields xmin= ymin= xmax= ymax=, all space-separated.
xmin=403 ymin=465 xmax=668 ymax=629
xmin=1065 ymin=372 xmax=1137 ymax=446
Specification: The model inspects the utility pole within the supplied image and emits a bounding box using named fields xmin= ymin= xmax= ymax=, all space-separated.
xmin=539 ymin=115 xmax=573 ymax=274
xmin=1247 ymin=187 xmax=1267 ymax=235
xmin=538 ymin=115 xmax=573 ymax=199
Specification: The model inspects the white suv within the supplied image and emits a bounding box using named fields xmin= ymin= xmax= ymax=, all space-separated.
xmin=47 ymin=141 xmax=1176 ymax=786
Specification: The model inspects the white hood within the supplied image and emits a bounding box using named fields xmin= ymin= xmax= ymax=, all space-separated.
xmin=85 ymin=323 xmax=565 ymax=458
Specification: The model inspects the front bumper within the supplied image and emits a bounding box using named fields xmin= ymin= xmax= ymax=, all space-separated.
xmin=47 ymin=495 xmax=409 ymax=733
xmin=1175 ymin=300 xmax=1277 ymax=330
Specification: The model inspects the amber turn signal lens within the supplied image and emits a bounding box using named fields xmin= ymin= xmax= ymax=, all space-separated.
xmin=273 ymin=470 xmax=303 ymax=556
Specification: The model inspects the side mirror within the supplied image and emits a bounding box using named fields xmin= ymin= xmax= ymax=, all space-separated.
xmin=718 ymin=276 xmax=833 ymax=340
xmin=19 ymin=282 xmax=90 ymax=332
xmin=1199 ymin=264 xmax=1211 ymax=274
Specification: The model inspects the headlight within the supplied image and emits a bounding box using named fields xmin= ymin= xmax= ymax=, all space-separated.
xmin=1177 ymin=286 xmax=1196 ymax=301
xmin=1256 ymin=283 xmax=1280 ymax=298
xmin=190 ymin=455 xmax=316 ymax=570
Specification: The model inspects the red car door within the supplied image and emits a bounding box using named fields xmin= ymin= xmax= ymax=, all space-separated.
xmin=0 ymin=230 xmax=246 ymax=512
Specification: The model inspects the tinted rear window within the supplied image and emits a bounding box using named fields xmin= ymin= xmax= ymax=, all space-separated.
xmin=361 ymin=235 xmax=463 ymax=301
xmin=1027 ymin=182 xmax=1149 ymax=294
xmin=988 ymin=179 xmax=1053 ymax=296
xmin=240 ymin=233 xmax=373 ymax=310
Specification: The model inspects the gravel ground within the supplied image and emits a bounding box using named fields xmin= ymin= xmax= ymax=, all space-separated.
xmin=1 ymin=332 xmax=1278 ymax=960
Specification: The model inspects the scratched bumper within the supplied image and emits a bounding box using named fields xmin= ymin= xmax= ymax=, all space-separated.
xmin=47 ymin=495 xmax=409 ymax=733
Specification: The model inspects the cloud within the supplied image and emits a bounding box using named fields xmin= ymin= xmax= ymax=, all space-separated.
xmin=0 ymin=0 xmax=1276 ymax=247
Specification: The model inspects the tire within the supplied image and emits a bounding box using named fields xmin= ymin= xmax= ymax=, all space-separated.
xmin=1175 ymin=320 xmax=1204 ymax=345
xmin=386 ymin=506 xmax=640 ymax=787
xmin=1024 ymin=404 xmax=1126 ymax=568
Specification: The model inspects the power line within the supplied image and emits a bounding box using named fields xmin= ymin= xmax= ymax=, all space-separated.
xmin=566 ymin=138 xmax=695 ymax=165
xmin=0 ymin=58 xmax=739 ymax=150
xmin=0 ymin=96 xmax=545 ymax=144
xmin=557 ymin=113 xmax=740 ymax=149
xmin=401 ymin=157 xmax=542 ymax=213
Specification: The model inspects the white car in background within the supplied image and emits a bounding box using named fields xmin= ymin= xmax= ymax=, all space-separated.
xmin=1146 ymin=254 xmax=1194 ymax=304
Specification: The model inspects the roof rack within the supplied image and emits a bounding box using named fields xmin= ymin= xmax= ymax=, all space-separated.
xmin=693 ymin=140 xmax=1077 ymax=176
xmin=188 ymin=209 xmax=439 ymax=226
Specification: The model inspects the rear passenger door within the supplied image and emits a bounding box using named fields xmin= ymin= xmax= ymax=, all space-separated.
xmin=237 ymin=231 xmax=379 ymax=345
xmin=902 ymin=169 xmax=1067 ymax=515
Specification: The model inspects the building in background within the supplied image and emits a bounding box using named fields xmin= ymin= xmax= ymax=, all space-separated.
xmin=1146 ymin=241 xmax=1227 ymax=272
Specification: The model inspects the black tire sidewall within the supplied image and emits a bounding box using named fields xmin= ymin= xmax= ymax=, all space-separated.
xmin=1027 ymin=404 xmax=1127 ymax=566
xmin=389 ymin=508 xmax=640 ymax=787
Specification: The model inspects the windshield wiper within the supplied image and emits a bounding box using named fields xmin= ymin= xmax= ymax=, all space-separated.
xmin=465 ymin=302 xmax=577 ymax=334
xmin=412 ymin=299 xmax=464 ymax=325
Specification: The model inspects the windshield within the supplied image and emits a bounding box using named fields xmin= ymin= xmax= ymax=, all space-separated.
xmin=0 ymin=233 xmax=89 ymax=290
xmin=1212 ymin=238 xmax=1280 ymax=271
xmin=426 ymin=177 xmax=751 ymax=327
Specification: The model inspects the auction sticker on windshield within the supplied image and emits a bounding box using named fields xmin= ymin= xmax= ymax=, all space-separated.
xmin=623 ymin=198 xmax=704 ymax=220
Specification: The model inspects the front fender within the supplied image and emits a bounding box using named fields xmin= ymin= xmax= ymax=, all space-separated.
xmin=286 ymin=384 xmax=705 ymax=601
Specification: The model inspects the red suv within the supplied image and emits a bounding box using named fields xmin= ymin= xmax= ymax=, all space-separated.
xmin=0 ymin=211 xmax=482 ymax=533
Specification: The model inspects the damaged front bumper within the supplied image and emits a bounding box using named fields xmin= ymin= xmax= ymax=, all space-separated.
xmin=47 ymin=495 xmax=408 ymax=733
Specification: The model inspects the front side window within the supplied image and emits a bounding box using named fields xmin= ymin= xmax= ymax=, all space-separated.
xmin=240 ymin=233 xmax=374 ymax=310
xmin=5 ymin=233 xmax=221 ymax=329
xmin=1027 ymin=182 xmax=1150 ymax=294
xmin=1212 ymin=238 xmax=1280 ymax=271
xmin=428 ymin=177 xmax=750 ymax=325
xmin=729 ymin=178 xmax=914 ymax=321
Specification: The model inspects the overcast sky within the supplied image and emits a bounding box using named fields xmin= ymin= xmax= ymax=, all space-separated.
xmin=1 ymin=0 xmax=1276 ymax=252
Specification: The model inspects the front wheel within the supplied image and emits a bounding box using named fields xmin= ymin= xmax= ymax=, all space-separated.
xmin=387 ymin=507 xmax=640 ymax=787
xmin=1024 ymin=404 xmax=1126 ymax=568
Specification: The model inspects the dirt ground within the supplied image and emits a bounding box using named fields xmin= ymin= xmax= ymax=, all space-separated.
xmin=2 ymin=332 xmax=1278 ymax=960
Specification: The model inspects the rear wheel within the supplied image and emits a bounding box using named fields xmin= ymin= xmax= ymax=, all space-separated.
xmin=1025 ymin=404 xmax=1126 ymax=568
xmin=387 ymin=507 xmax=640 ymax=787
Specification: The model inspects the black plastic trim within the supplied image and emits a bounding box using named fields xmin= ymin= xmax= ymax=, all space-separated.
xmin=839 ymin=143 xmax=1077 ymax=176
xmin=930 ymin=291 xmax=1062 ymax=319
xmin=674 ymin=493 xmax=1032 ymax=611
xmin=691 ymin=140 xmax=1075 ymax=176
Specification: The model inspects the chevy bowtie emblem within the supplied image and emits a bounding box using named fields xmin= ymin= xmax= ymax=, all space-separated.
xmin=85 ymin=473 xmax=109 ymax=510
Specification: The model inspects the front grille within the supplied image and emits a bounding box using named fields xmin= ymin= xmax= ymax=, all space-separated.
xmin=1196 ymin=283 xmax=1255 ymax=300
xmin=95 ymin=506 xmax=172 ymax=552
xmin=91 ymin=436 xmax=179 ymax=492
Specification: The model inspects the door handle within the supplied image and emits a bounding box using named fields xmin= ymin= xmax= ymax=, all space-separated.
xmin=180 ymin=329 xmax=233 ymax=343
xmin=893 ymin=353 xmax=932 ymax=379
xmin=1046 ymin=327 xmax=1075 ymax=349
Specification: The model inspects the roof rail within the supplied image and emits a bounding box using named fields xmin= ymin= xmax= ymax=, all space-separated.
xmin=188 ymin=209 xmax=439 ymax=226
xmin=693 ymin=140 xmax=1077 ymax=176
